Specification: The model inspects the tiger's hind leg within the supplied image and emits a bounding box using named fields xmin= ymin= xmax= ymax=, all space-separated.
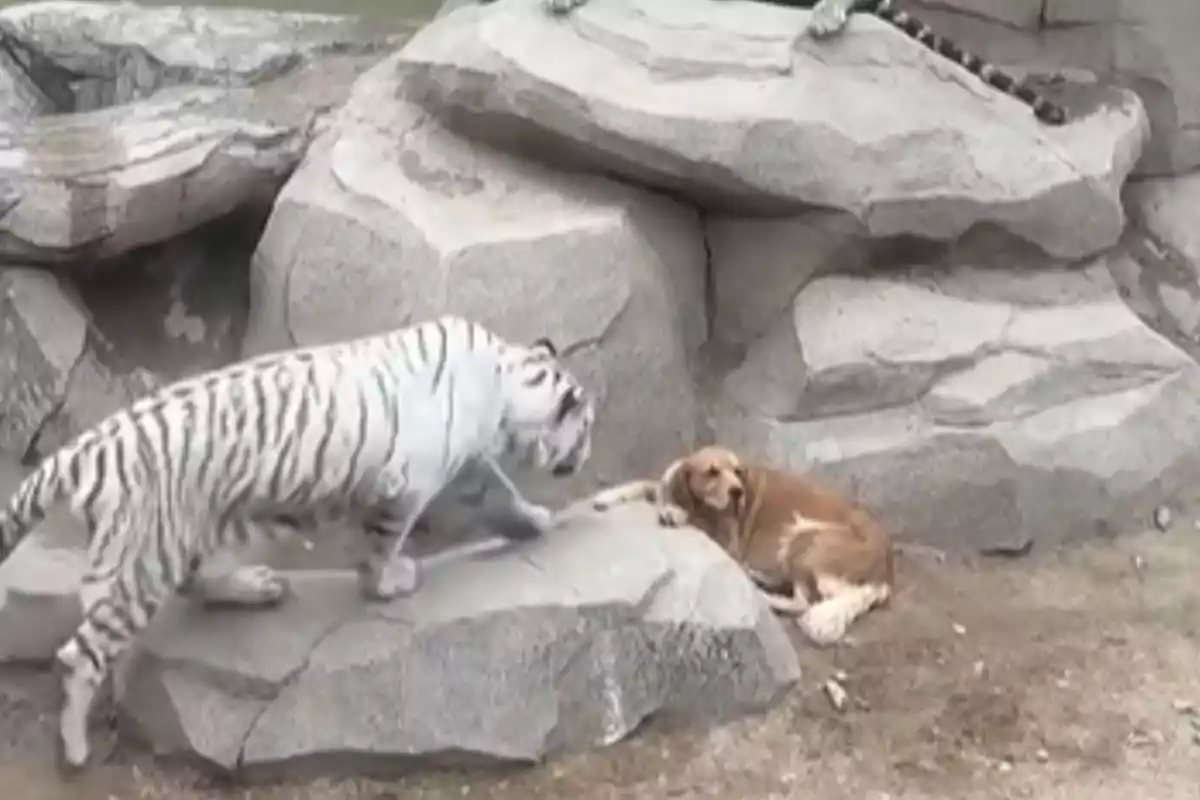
xmin=57 ymin=553 xmax=176 ymax=770
xmin=180 ymin=516 xmax=295 ymax=609
xmin=805 ymin=0 xmax=854 ymax=39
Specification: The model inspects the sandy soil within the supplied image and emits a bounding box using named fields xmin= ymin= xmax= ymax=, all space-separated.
xmin=4 ymin=516 xmax=1200 ymax=800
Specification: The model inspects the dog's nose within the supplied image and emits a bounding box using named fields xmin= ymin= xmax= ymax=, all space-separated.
xmin=729 ymin=485 xmax=744 ymax=502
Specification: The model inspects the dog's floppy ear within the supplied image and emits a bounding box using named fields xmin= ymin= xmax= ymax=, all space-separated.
xmin=732 ymin=463 xmax=751 ymax=496
xmin=661 ymin=458 xmax=696 ymax=515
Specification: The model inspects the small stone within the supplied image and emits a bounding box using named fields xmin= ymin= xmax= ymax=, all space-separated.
xmin=1172 ymin=699 xmax=1195 ymax=714
xmin=1035 ymin=748 xmax=1049 ymax=762
xmin=834 ymin=670 xmax=849 ymax=682
xmin=823 ymin=679 xmax=849 ymax=712
xmin=1153 ymin=505 xmax=1172 ymax=531
xmin=952 ymin=622 xmax=967 ymax=636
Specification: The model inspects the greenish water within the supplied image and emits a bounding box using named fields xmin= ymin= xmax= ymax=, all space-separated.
xmin=2 ymin=0 xmax=446 ymax=21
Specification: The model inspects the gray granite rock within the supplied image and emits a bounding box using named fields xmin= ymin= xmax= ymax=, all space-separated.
xmin=0 ymin=1 xmax=410 ymax=263
xmin=397 ymin=0 xmax=1147 ymax=259
xmin=120 ymin=505 xmax=801 ymax=775
xmin=715 ymin=254 xmax=1200 ymax=556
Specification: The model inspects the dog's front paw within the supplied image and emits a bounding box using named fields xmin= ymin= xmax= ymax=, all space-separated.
xmin=799 ymin=602 xmax=849 ymax=646
xmin=657 ymin=505 xmax=689 ymax=528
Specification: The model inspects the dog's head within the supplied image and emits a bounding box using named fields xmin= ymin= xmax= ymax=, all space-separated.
xmin=665 ymin=445 xmax=748 ymax=516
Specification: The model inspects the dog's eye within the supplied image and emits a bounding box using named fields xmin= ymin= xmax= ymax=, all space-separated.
xmin=705 ymin=466 xmax=719 ymax=478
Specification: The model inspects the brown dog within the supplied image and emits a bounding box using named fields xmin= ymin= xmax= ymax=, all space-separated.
xmin=588 ymin=445 xmax=894 ymax=645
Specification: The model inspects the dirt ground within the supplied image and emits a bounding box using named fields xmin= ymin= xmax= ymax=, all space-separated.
xmin=5 ymin=515 xmax=1200 ymax=800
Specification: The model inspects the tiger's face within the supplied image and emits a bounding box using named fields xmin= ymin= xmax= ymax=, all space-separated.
xmin=501 ymin=337 xmax=595 ymax=478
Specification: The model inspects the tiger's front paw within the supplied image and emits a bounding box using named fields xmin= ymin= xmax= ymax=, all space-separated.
xmin=358 ymin=555 xmax=422 ymax=602
xmin=806 ymin=0 xmax=850 ymax=39
xmin=657 ymin=505 xmax=689 ymax=528
xmin=494 ymin=502 xmax=555 ymax=541
xmin=543 ymin=0 xmax=587 ymax=14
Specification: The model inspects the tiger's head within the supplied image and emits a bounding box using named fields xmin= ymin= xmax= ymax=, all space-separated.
xmin=498 ymin=336 xmax=595 ymax=478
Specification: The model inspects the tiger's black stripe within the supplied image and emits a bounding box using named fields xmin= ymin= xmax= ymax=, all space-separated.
xmin=850 ymin=0 xmax=1067 ymax=125
xmin=0 ymin=315 xmax=597 ymax=770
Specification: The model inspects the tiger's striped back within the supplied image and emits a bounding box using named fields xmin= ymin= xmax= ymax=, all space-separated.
xmin=0 ymin=313 xmax=598 ymax=770
xmin=847 ymin=0 xmax=1067 ymax=125
xmin=0 ymin=315 xmax=594 ymax=563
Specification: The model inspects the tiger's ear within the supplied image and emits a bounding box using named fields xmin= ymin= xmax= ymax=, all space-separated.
xmin=530 ymin=337 xmax=557 ymax=357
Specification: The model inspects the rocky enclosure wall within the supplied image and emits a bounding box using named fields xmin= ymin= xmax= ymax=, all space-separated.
xmin=2 ymin=0 xmax=1200 ymax=558
xmin=910 ymin=0 xmax=1200 ymax=178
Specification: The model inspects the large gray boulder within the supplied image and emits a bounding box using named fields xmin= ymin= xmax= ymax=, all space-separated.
xmin=713 ymin=230 xmax=1200 ymax=556
xmin=119 ymin=504 xmax=801 ymax=775
xmin=0 ymin=1 xmax=410 ymax=263
xmin=245 ymin=51 xmax=706 ymax=493
xmin=396 ymin=0 xmax=1147 ymax=259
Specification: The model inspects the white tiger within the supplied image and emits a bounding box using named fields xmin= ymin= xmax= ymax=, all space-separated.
xmin=0 ymin=314 xmax=595 ymax=771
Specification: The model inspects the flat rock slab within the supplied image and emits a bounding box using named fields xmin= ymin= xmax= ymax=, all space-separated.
xmin=120 ymin=505 xmax=800 ymax=776
xmin=717 ymin=257 xmax=1200 ymax=555
xmin=246 ymin=50 xmax=706 ymax=490
xmin=0 ymin=1 xmax=411 ymax=263
xmin=396 ymin=0 xmax=1148 ymax=259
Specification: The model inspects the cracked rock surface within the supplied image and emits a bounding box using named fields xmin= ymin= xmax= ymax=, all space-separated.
xmin=716 ymin=245 xmax=1200 ymax=555
xmin=246 ymin=50 xmax=706 ymax=490
xmin=119 ymin=504 xmax=800 ymax=775
xmin=0 ymin=0 xmax=408 ymax=263
xmin=396 ymin=0 xmax=1146 ymax=259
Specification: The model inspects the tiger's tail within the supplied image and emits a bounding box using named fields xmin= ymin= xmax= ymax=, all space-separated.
xmin=0 ymin=448 xmax=78 ymax=562
xmin=859 ymin=0 xmax=1068 ymax=125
